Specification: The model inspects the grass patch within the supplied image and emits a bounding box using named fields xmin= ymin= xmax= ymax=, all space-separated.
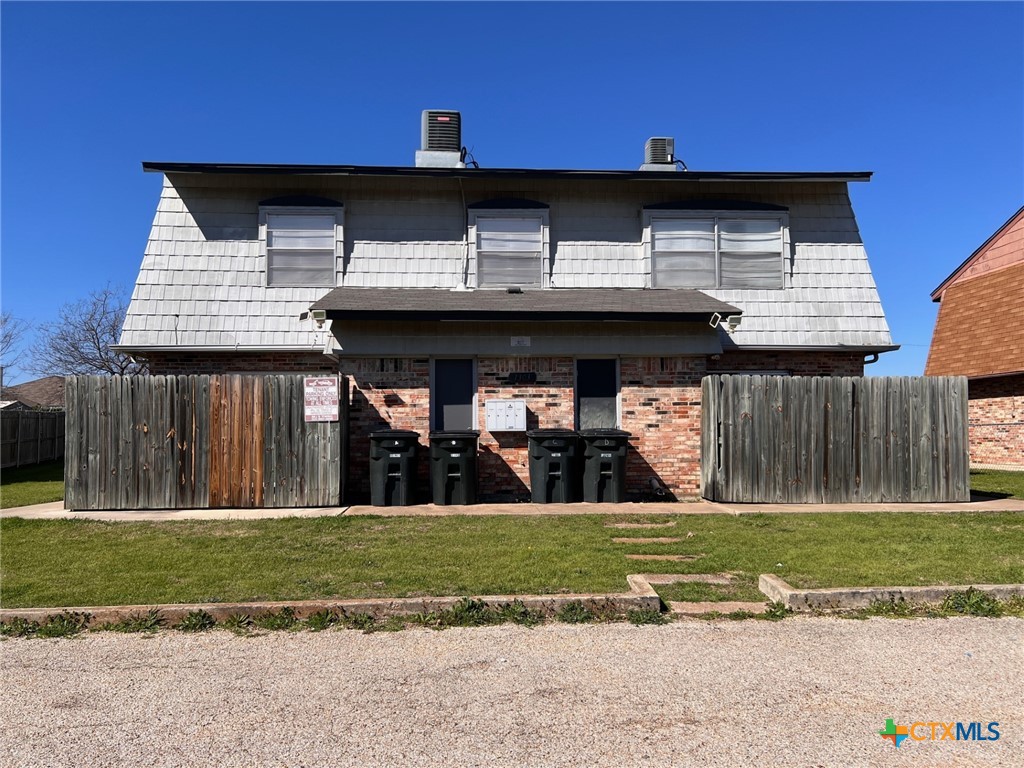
xmin=1 ymin=512 xmax=1022 ymax=609
xmin=252 ymin=607 xmax=298 ymax=631
xmin=556 ymin=600 xmax=595 ymax=624
xmin=97 ymin=608 xmax=165 ymax=634
xmin=971 ymin=469 xmax=1024 ymax=499
xmin=175 ymin=609 xmax=217 ymax=632
xmin=0 ymin=460 xmax=64 ymax=508
xmin=627 ymin=608 xmax=670 ymax=625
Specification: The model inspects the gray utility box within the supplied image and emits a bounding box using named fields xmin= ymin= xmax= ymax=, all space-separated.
xmin=526 ymin=429 xmax=580 ymax=504
xmin=369 ymin=430 xmax=420 ymax=506
xmin=579 ymin=429 xmax=632 ymax=503
xmin=428 ymin=430 xmax=480 ymax=505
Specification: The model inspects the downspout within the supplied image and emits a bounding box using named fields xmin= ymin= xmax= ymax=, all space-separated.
xmin=864 ymin=353 xmax=879 ymax=365
xmin=454 ymin=177 xmax=470 ymax=290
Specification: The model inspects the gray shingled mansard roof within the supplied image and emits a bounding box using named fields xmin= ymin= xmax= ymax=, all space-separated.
xmin=117 ymin=162 xmax=896 ymax=353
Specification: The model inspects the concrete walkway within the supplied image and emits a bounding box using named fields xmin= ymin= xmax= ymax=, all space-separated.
xmin=2 ymin=495 xmax=1023 ymax=521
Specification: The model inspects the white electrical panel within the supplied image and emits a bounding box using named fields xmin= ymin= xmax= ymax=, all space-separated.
xmin=485 ymin=400 xmax=527 ymax=432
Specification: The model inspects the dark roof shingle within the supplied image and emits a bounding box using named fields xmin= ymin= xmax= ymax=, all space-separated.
xmin=311 ymin=288 xmax=740 ymax=321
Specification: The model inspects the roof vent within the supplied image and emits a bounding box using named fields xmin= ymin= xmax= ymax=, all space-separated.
xmin=644 ymin=137 xmax=675 ymax=165
xmin=422 ymin=110 xmax=461 ymax=152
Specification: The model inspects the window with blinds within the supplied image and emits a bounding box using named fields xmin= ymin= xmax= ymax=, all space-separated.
xmin=264 ymin=211 xmax=339 ymax=287
xmin=475 ymin=216 xmax=544 ymax=288
xmin=651 ymin=214 xmax=784 ymax=289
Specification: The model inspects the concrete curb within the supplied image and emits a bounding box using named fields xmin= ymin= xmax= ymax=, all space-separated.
xmin=0 ymin=577 xmax=663 ymax=627
xmin=758 ymin=573 xmax=1024 ymax=612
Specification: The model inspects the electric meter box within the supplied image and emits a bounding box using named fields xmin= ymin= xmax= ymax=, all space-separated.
xmin=485 ymin=400 xmax=527 ymax=432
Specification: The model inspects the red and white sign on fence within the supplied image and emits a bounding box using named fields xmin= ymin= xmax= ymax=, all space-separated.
xmin=304 ymin=376 xmax=340 ymax=422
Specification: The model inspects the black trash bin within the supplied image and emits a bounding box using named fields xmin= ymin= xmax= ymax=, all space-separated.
xmin=428 ymin=431 xmax=480 ymax=505
xmin=579 ymin=429 xmax=632 ymax=503
xmin=369 ymin=430 xmax=420 ymax=506
xmin=526 ymin=429 xmax=580 ymax=503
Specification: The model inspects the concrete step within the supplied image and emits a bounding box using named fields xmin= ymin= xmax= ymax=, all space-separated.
xmin=641 ymin=573 xmax=733 ymax=585
xmin=605 ymin=521 xmax=677 ymax=529
xmin=611 ymin=537 xmax=681 ymax=544
xmin=626 ymin=554 xmax=702 ymax=562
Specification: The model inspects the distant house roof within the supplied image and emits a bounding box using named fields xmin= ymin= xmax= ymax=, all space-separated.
xmin=0 ymin=376 xmax=66 ymax=410
xmin=925 ymin=261 xmax=1024 ymax=378
xmin=310 ymin=287 xmax=739 ymax=321
xmin=931 ymin=205 xmax=1024 ymax=300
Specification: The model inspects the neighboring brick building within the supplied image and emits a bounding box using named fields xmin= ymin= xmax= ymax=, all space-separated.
xmin=926 ymin=205 xmax=1024 ymax=469
xmin=118 ymin=112 xmax=896 ymax=500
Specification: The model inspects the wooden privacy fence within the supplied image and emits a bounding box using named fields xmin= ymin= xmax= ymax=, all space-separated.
xmin=1 ymin=410 xmax=65 ymax=469
xmin=701 ymin=375 xmax=970 ymax=503
xmin=65 ymin=374 xmax=348 ymax=510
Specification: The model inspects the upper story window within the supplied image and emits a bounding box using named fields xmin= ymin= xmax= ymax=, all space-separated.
xmin=645 ymin=205 xmax=788 ymax=290
xmin=468 ymin=200 xmax=550 ymax=289
xmin=259 ymin=200 xmax=343 ymax=287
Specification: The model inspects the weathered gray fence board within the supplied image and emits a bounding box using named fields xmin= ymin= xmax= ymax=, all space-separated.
xmin=65 ymin=374 xmax=345 ymax=510
xmin=702 ymin=375 xmax=970 ymax=503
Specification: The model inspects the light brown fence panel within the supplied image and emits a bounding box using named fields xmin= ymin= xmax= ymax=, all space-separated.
xmin=701 ymin=375 xmax=969 ymax=503
xmin=65 ymin=374 xmax=346 ymax=510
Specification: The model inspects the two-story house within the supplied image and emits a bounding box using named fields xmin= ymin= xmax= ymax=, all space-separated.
xmin=117 ymin=111 xmax=895 ymax=500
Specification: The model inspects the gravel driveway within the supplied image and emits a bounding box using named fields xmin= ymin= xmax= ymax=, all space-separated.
xmin=2 ymin=618 xmax=1021 ymax=767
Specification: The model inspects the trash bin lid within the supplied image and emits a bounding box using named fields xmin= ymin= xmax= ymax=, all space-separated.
xmin=578 ymin=428 xmax=632 ymax=438
xmin=526 ymin=428 xmax=578 ymax=438
xmin=369 ymin=430 xmax=421 ymax=440
xmin=428 ymin=430 xmax=480 ymax=440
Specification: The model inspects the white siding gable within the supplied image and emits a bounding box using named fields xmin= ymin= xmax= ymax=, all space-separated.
xmin=119 ymin=175 xmax=893 ymax=351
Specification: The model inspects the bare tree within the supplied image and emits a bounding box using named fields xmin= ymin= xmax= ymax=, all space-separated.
xmin=1 ymin=311 xmax=29 ymax=388
xmin=30 ymin=286 xmax=146 ymax=376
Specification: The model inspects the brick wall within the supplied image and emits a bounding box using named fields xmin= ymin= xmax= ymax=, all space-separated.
xmin=968 ymin=375 xmax=1024 ymax=469
xmin=707 ymin=350 xmax=866 ymax=377
xmin=620 ymin=357 xmax=706 ymax=498
xmin=145 ymin=349 xmax=869 ymax=502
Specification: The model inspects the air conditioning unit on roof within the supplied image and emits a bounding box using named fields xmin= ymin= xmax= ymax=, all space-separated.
xmin=645 ymin=137 xmax=675 ymax=165
xmin=421 ymin=110 xmax=462 ymax=152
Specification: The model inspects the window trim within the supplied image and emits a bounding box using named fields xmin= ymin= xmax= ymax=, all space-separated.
xmin=643 ymin=209 xmax=789 ymax=290
xmin=429 ymin=357 xmax=478 ymax=431
xmin=259 ymin=205 xmax=344 ymax=288
xmin=574 ymin=357 xmax=621 ymax=430
xmin=468 ymin=209 xmax=550 ymax=289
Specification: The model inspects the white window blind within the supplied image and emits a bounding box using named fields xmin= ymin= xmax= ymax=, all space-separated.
xmin=266 ymin=213 xmax=336 ymax=287
xmin=651 ymin=215 xmax=783 ymax=289
xmin=652 ymin=219 xmax=716 ymax=288
xmin=476 ymin=216 xmax=543 ymax=287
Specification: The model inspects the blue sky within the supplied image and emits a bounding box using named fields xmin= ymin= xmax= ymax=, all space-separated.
xmin=2 ymin=1 xmax=1022 ymax=383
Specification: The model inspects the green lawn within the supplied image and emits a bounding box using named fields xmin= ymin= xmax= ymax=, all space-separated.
xmin=0 ymin=460 xmax=64 ymax=509
xmin=2 ymin=512 xmax=1022 ymax=609
xmin=971 ymin=469 xmax=1024 ymax=500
